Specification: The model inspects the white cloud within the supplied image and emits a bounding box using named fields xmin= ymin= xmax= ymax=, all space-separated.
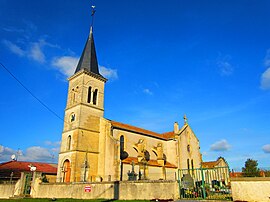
xmin=217 ymin=55 xmax=234 ymax=76
xmin=2 ymin=38 xmax=58 ymax=64
xmin=44 ymin=141 xmax=61 ymax=147
xmin=0 ymin=145 xmax=58 ymax=163
xmin=0 ymin=146 xmax=17 ymax=161
xmin=260 ymin=68 xmax=270 ymax=90
xmin=99 ymin=65 xmax=118 ymax=80
xmin=20 ymin=146 xmax=53 ymax=162
xmin=262 ymin=144 xmax=270 ymax=153
xmin=210 ymin=139 xmax=231 ymax=151
xmin=52 ymin=58 xmax=118 ymax=80
xmin=28 ymin=42 xmax=45 ymax=63
xmin=52 ymin=56 xmax=79 ymax=77
xmin=2 ymin=39 xmax=25 ymax=56
xmin=202 ymin=151 xmax=208 ymax=156
xmin=143 ymin=88 xmax=153 ymax=95
xmin=260 ymin=49 xmax=270 ymax=90
xmin=0 ymin=145 xmax=4 ymax=153
xmin=2 ymin=27 xmax=25 ymax=33
xmin=264 ymin=49 xmax=270 ymax=67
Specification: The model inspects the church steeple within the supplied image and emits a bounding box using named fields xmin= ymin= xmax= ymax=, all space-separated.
xmin=74 ymin=26 xmax=101 ymax=76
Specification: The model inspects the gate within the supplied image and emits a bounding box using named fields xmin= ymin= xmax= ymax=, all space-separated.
xmin=177 ymin=166 xmax=232 ymax=200
xmin=23 ymin=173 xmax=32 ymax=195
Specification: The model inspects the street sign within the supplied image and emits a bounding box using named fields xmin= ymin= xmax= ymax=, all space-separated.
xmin=84 ymin=185 xmax=92 ymax=192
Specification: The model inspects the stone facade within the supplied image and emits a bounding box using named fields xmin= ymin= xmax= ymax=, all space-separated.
xmin=57 ymin=66 xmax=203 ymax=183
xmin=56 ymin=24 xmax=203 ymax=183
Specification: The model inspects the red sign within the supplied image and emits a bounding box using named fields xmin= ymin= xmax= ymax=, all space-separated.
xmin=84 ymin=185 xmax=92 ymax=192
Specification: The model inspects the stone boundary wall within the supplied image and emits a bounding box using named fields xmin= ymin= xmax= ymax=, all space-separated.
xmin=32 ymin=180 xmax=178 ymax=200
xmin=0 ymin=184 xmax=15 ymax=199
xmin=0 ymin=179 xmax=23 ymax=199
xmin=231 ymin=177 xmax=270 ymax=202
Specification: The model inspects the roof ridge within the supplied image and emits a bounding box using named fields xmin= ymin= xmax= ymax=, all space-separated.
xmin=110 ymin=120 xmax=175 ymax=140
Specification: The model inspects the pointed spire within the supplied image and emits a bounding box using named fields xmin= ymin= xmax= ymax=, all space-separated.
xmin=74 ymin=6 xmax=103 ymax=78
xmin=74 ymin=26 xmax=100 ymax=75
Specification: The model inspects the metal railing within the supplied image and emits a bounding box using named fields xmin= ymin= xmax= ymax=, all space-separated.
xmin=177 ymin=167 xmax=232 ymax=201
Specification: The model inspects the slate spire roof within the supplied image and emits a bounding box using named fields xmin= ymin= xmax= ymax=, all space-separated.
xmin=74 ymin=26 xmax=102 ymax=76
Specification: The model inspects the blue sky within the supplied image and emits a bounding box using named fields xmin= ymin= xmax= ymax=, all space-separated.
xmin=0 ymin=0 xmax=270 ymax=171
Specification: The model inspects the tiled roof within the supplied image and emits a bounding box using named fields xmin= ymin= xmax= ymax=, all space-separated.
xmin=122 ymin=157 xmax=177 ymax=169
xmin=230 ymin=172 xmax=242 ymax=177
xmin=161 ymin=131 xmax=175 ymax=139
xmin=0 ymin=161 xmax=57 ymax=179
xmin=202 ymin=157 xmax=229 ymax=169
xmin=201 ymin=161 xmax=218 ymax=168
xmin=111 ymin=120 xmax=175 ymax=140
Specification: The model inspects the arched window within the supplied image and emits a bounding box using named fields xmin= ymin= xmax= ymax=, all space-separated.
xmin=187 ymin=159 xmax=190 ymax=171
xmin=71 ymin=88 xmax=75 ymax=104
xmin=120 ymin=135 xmax=124 ymax=152
xmin=191 ymin=159 xmax=194 ymax=174
xmin=67 ymin=135 xmax=71 ymax=150
xmin=93 ymin=89 xmax=98 ymax=105
xmin=119 ymin=135 xmax=129 ymax=181
xmin=187 ymin=144 xmax=190 ymax=152
xmin=70 ymin=113 xmax=75 ymax=122
xmin=87 ymin=86 xmax=92 ymax=103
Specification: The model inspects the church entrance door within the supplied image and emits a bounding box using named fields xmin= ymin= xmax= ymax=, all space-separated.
xmin=63 ymin=160 xmax=71 ymax=182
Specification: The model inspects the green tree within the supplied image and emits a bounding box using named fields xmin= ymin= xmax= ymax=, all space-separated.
xmin=242 ymin=158 xmax=260 ymax=177
xmin=262 ymin=170 xmax=270 ymax=177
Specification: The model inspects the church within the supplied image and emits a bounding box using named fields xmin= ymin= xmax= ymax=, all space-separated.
xmin=56 ymin=19 xmax=225 ymax=184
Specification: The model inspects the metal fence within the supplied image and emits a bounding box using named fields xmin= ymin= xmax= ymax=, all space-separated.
xmin=177 ymin=167 xmax=232 ymax=201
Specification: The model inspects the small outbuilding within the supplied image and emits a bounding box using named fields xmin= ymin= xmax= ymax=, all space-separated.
xmin=0 ymin=160 xmax=57 ymax=183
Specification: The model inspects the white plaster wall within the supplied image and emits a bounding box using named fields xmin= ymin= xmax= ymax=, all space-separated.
xmin=231 ymin=178 xmax=270 ymax=202
xmin=0 ymin=184 xmax=15 ymax=198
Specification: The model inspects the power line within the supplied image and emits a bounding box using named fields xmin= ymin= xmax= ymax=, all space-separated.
xmin=0 ymin=62 xmax=66 ymax=123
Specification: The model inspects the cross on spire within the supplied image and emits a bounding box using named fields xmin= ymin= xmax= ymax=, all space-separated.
xmin=184 ymin=114 xmax=188 ymax=125
xmin=73 ymin=5 xmax=106 ymax=81
xmin=91 ymin=5 xmax=96 ymax=27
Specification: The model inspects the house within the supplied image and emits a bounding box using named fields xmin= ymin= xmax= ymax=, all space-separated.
xmin=0 ymin=160 xmax=57 ymax=183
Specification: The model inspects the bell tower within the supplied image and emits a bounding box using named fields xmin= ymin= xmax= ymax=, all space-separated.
xmin=57 ymin=14 xmax=107 ymax=182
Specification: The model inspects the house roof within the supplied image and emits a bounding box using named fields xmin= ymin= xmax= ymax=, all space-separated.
xmin=230 ymin=172 xmax=242 ymax=177
xmin=201 ymin=161 xmax=218 ymax=168
xmin=122 ymin=157 xmax=177 ymax=169
xmin=202 ymin=157 xmax=228 ymax=168
xmin=0 ymin=161 xmax=57 ymax=179
xmin=111 ymin=120 xmax=175 ymax=140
